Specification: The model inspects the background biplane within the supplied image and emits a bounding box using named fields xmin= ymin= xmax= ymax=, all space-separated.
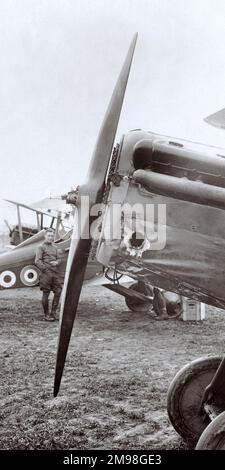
xmin=3 ymin=197 xmax=72 ymax=245
xmin=0 ymin=196 xmax=100 ymax=289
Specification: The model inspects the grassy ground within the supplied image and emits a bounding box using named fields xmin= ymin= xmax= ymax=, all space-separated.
xmin=0 ymin=286 xmax=225 ymax=449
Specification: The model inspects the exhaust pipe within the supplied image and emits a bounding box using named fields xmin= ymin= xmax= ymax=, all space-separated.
xmin=133 ymin=169 xmax=225 ymax=210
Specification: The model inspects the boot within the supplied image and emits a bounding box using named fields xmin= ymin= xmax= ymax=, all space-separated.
xmin=153 ymin=287 xmax=169 ymax=320
xmin=155 ymin=308 xmax=169 ymax=321
xmin=50 ymin=294 xmax=60 ymax=320
xmin=42 ymin=292 xmax=54 ymax=322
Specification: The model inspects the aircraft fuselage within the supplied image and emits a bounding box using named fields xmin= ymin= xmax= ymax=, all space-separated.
xmin=97 ymin=130 xmax=225 ymax=309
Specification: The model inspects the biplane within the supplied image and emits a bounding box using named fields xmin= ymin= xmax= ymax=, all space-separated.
xmin=3 ymin=197 xmax=72 ymax=246
xmin=52 ymin=34 xmax=225 ymax=449
xmin=0 ymin=197 xmax=100 ymax=289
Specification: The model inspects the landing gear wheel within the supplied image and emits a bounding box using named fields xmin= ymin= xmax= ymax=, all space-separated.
xmin=125 ymin=282 xmax=153 ymax=313
xmin=163 ymin=292 xmax=183 ymax=319
xmin=196 ymin=411 xmax=225 ymax=449
xmin=167 ymin=356 xmax=222 ymax=443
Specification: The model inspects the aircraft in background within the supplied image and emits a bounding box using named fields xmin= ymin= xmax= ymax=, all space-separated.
xmin=0 ymin=196 xmax=101 ymax=289
xmin=3 ymin=197 xmax=73 ymax=246
xmin=51 ymin=34 xmax=225 ymax=449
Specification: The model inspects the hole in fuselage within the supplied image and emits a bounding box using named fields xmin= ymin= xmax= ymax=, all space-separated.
xmin=129 ymin=232 xmax=145 ymax=248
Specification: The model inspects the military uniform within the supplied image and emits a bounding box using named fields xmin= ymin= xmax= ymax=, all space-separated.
xmin=35 ymin=242 xmax=63 ymax=321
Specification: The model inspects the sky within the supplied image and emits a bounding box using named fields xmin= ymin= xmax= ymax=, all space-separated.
xmin=1 ymin=0 xmax=225 ymax=227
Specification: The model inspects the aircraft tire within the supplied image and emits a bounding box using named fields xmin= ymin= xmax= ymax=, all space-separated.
xmin=167 ymin=356 xmax=222 ymax=443
xmin=196 ymin=411 xmax=225 ymax=449
xmin=162 ymin=291 xmax=183 ymax=319
xmin=125 ymin=282 xmax=153 ymax=313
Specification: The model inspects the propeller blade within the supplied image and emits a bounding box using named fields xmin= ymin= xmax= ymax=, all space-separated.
xmin=54 ymin=34 xmax=138 ymax=396
xmin=87 ymin=32 xmax=138 ymax=195
xmin=54 ymin=221 xmax=91 ymax=397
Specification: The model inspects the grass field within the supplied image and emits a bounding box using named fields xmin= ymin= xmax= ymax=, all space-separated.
xmin=0 ymin=286 xmax=225 ymax=449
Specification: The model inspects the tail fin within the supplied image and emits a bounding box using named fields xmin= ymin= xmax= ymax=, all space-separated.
xmin=204 ymin=108 xmax=225 ymax=129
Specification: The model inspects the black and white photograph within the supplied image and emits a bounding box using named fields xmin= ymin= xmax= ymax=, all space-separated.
xmin=1 ymin=0 xmax=225 ymax=463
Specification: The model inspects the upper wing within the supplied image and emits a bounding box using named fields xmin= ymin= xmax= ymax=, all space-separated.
xmin=4 ymin=199 xmax=54 ymax=218
xmin=30 ymin=197 xmax=72 ymax=215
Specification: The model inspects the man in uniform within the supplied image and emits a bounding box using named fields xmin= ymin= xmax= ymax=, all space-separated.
xmin=35 ymin=228 xmax=63 ymax=321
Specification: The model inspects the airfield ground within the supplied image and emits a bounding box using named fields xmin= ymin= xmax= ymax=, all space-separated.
xmin=0 ymin=285 xmax=225 ymax=450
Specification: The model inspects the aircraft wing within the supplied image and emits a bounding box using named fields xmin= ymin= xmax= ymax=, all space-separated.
xmin=30 ymin=197 xmax=72 ymax=214
xmin=4 ymin=199 xmax=55 ymax=218
xmin=13 ymin=229 xmax=46 ymax=249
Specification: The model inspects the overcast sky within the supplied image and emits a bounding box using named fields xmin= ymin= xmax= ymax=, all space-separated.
xmin=1 ymin=0 xmax=225 ymax=226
